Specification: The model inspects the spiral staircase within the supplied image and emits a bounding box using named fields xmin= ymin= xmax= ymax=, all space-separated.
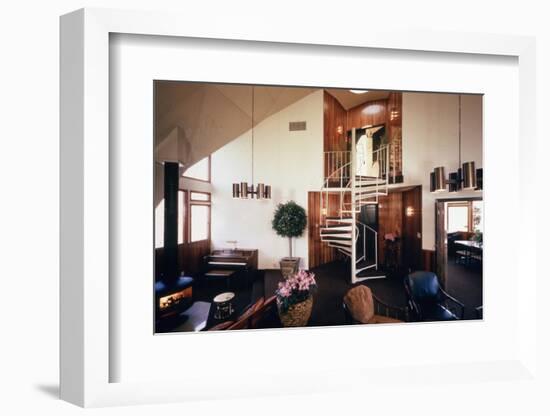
xmin=319 ymin=128 xmax=390 ymax=283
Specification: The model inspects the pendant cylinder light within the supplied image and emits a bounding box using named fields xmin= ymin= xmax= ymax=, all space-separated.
xmin=232 ymin=86 xmax=271 ymax=199
xmin=256 ymin=183 xmax=265 ymax=200
xmin=432 ymin=166 xmax=446 ymax=192
xmin=475 ymin=168 xmax=483 ymax=190
xmin=232 ymin=183 xmax=240 ymax=198
xmin=429 ymin=94 xmax=481 ymax=193
xmin=462 ymin=161 xmax=476 ymax=189
xmin=240 ymin=182 xmax=249 ymax=199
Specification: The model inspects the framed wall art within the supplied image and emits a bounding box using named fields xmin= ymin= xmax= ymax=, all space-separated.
xmin=60 ymin=7 xmax=538 ymax=408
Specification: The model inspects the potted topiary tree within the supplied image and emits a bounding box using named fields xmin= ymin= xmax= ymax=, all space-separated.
xmin=271 ymin=201 xmax=307 ymax=278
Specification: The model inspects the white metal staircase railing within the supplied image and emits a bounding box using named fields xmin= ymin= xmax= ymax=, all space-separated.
xmin=319 ymin=129 xmax=390 ymax=283
xmin=355 ymin=221 xmax=378 ymax=274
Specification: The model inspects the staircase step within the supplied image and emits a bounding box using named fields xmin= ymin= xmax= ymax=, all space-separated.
xmin=322 ymin=236 xmax=352 ymax=242
xmin=354 ymin=188 xmax=386 ymax=194
xmin=355 ymin=268 xmax=386 ymax=280
xmin=356 ymin=262 xmax=377 ymax=273
xmin=328 ymin=240 xmax=353 ymax=248
xmin=355 ymin=179 xmax=387 ymax=186
xmin=356 ymin=259 xmax=375 ymax=268
xmin=321 ymin=235 xmax=351 ymax=241
xmin=325 ymin=217 xmax=354 ymax=222
xmin=320 ymin=229 xmax=351 ymax=235
xmin=322 ymin=224 xmax=353 ymax=229
xmin=323 ymin=237 xmax=352 ymax=244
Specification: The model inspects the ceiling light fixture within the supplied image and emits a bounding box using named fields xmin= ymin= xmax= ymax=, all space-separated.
xmin=349 ymin=89 xmax=368 ymax=94
xmin=232 ymin=86 xmax=271 ymax=199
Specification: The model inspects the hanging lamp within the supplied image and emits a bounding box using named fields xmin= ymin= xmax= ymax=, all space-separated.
xmin=430 ymin=94 xmax=482 ymax=192
xmin=232 ymin=86 xmax=271 ymax=199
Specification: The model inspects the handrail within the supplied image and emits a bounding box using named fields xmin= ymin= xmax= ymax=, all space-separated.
xmin=320 ymin=160 xmax=352 ymax=222
xmin=356 ymin=220 xmax=378 ymax=271
xmin=324 ymin=151 xmax=351 ymax=182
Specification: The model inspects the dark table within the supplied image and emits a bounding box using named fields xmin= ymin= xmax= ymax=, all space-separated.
xmin=455 ymin=240 xmax=483 ymax=263
xmin=203 ymin=291 xmax=250 ymax=330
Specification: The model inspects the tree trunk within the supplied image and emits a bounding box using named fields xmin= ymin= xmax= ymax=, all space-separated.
xmin=289 ymin=237 xmax=293 ymax=258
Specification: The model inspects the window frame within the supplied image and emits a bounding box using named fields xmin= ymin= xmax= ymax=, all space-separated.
xmin=178 ymin=188 xmax=211 ymax=243
xmin=189 ymin=202 xmax=211 ymax=243
xmin=190 ymin=190 xmax=211 ymax=202
xmin=446 ymin=201 xmax=471 ymax=233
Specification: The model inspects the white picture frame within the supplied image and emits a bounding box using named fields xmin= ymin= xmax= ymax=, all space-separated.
xmin=60 ymin=7 xmax=538 ymax=408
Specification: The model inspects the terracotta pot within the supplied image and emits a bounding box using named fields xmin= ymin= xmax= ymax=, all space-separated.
xmin=279 ymin=257 xmax=299 ymax=279
xmin=277 ymin=296 xmax=313 ymax=327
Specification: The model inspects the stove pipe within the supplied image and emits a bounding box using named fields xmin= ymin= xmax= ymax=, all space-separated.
xmin=163 ymin=162 xmax=179 ymax=286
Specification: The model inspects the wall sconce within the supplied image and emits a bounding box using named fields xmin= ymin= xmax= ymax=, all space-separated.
xmin=336 ymin=125 xmax=343 ymax=135
xmin=405 ymin=206 xmax=415 ymax=217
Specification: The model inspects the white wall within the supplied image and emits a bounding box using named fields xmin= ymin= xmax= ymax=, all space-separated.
xmin=211 ymin=90 xmax=324 ymax=269
xmin=402 ymin=93 xmax=483 ymax=250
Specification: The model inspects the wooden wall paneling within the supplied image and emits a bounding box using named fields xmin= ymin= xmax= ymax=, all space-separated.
xmin=377 ymin=192 xmax=403 ymax=266
xmin=323 ymin=91 xmax=348 ymax=153
xmin=178 ymin=239 xmax=211 ymax=275
xmin=402 ymin=186 xmax=422 ymax=271
xmin=155 ymin=239 xmax=211 ymax=279
xmin=387 ymin=92 xmax=403 ymax=182
xmin=422 ymin=249 xmax=436 ymax=273
xmin=308 ymin=191 xmax=338 ymax=269
xmin=347 ymin=99 xmax=387 ymax=130
xmin=323 ymin=92 xmax=348 ymax=179
xmin=435 ymin=201 xmax=448 ymax=288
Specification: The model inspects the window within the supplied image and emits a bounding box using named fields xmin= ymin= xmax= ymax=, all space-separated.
xmin=190 ymin=191 xmax=210 ymax=202
xmin=190 ymin=204 xmax=210 ymax=242
xmin=178 ymin=190 xmax=186 ymax=244
xmin=183 ymin=156 xmax=210 ymax=182
xmin=154 ymin=200 xmax=164 ymax=248
xmin=447 ymin=203 xmax=469 ymax=232
xmin=154 ymin=190 xmax=187 ymax=248
xmin=154 ymin=188 xmax=210 ymax=245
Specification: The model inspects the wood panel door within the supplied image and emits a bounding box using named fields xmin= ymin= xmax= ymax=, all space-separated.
xmin=308 ymin=192 xmax=338 ymax=269
xmin=402 ymin=186 xmax=422 ymax=271
xmin=435 ymin=201 xmax=448 ymax=288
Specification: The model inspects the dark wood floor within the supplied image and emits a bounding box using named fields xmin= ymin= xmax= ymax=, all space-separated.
xmin=173 ymin=256 xmax=482 ymax=331
xmin=260 ymin=258 xmax=482 ymax=325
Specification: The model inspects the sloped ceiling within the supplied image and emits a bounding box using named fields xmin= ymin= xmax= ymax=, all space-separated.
xmin=155 ymin=82 xmax=315 ymax=167
xmin=324 ymin=89 xmax=390 ymax=110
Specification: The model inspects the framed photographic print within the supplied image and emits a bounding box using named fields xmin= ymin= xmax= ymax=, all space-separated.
xmin=60 ymin=7 xmax=538 ymax=408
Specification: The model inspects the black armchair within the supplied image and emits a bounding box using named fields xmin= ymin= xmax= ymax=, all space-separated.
xmin=404 ymin=271 xmax=464 ymax=321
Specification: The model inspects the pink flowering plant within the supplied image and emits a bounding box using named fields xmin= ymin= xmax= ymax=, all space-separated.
xmin=276 ymin=269 xmax=317 ymax=313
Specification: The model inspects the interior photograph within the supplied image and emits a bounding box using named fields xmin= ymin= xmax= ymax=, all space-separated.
xmin=153 ymin=81 xmax=484 ymax=333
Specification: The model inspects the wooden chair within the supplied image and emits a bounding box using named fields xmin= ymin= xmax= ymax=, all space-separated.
xmin=343 ymin=285 xmax=407 ymax=324
xmin=227 ymin=297 xmax=264 ymax=330
xmin=249 ymin=295 xmax=277 ymax=329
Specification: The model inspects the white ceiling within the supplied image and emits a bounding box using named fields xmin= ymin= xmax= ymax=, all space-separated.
xmin=325 ymin=88 xmax=390 ymax=110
